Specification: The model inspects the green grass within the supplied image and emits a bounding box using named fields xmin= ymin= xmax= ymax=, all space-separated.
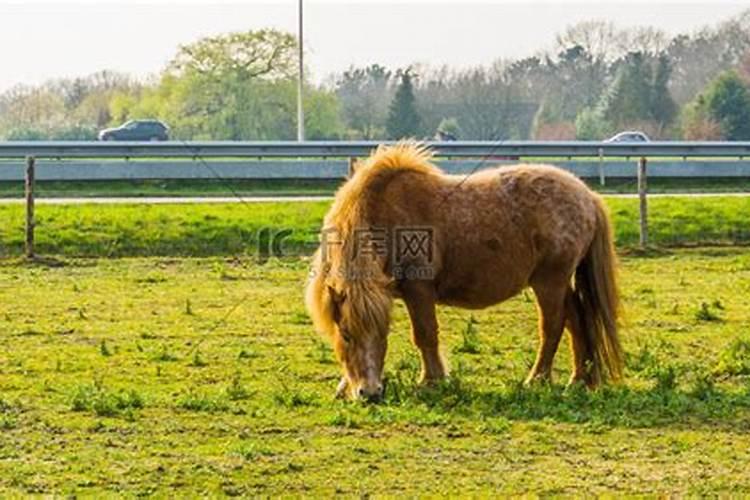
xmin=0 ymin=177 xmax=749 ymax=198
xmin=0 ymin=196 xmax=748 ymax=257
xmin=1 ymin=249 xmax=750 ymax=494
xmin=0 ymin=179 xmax=341 ymax=198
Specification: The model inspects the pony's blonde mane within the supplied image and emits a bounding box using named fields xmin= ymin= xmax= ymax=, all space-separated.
xmin=306 ymin=142 xmax=438 ymax=338
xmin=326 ymin=142 xmax=439 ymax=236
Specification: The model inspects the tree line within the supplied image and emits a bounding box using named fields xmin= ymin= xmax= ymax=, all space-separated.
xmin=1 ymin=11 xmax=750 ymax=141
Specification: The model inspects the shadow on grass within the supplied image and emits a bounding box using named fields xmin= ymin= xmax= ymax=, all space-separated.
xmin=377 ymin=370 xmax=750 ymax=430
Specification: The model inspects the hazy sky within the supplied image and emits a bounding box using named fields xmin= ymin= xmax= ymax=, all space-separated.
xmin=0 ymin=0 xmax=747 ymax=91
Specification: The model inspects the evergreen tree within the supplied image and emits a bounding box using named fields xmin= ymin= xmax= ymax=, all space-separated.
xmin=705 ymin=71 xmax=750 ymax=140
xmin=650 ymin=54 xmax=677 ymax=126
xmin=682 ymin=71 xmax=750 ymax=140
xmin=386 ymin=69 xmax=421 ymax=139
xmin=601 ymin=52 xmax=653 ymax=127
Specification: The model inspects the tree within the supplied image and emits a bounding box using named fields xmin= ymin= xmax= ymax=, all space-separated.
xmin=666 ymin=10 xmax=750 ymax=105
xmin=703 ymin=71 xmax=750 ymax=140
xmin=600 ymin=52 xmax=653 ymax=127
xmin=436 ymin=117 xmax=461 ymax=140
xmin=556 ymin=20 xmax=622 ymax=63
xmin=530 ymin=45 xmax=607 ymax=137
xmin=575 ymin=106 xmax=612 ymax=140
xmin=335 ymin=64 xmax=392 ymax=139
xmin=650 ymin=54 xmax=677 ymax=127
xmin=681 ymin=95 xmax=723 ymax=140
xmin=386 ymin=69 xmax=421 ymax=140
xmin=681 ymin=71 xmax=750 ymax=140
xmin=168 ymin=29 xmax=296 ymax=81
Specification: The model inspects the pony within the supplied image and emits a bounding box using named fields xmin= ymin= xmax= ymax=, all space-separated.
xmin=306 ymin=142 xmax=623 ymax=401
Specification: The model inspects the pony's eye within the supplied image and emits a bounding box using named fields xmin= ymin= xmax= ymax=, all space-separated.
xmin=340 ymin=331 xmax=352 ymax=344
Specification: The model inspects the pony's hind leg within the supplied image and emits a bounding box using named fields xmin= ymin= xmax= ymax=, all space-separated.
xmin=401 ymin=281 xmax=446 ymax=384
xmin=525 ymin=281 xmax=568 ymax=385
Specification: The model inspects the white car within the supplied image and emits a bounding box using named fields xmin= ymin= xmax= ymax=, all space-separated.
xmin=605 ymin=131 xmax=650 ymax=143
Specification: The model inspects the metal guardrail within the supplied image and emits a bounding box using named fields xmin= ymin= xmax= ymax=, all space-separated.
xmin=1 ymin=140 xmax=750 ymax=159
xmin=0 ymin=160 xmax=749 ymax=181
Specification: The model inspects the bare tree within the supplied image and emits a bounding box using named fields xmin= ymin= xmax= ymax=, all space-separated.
xmin=556 ymin=20 xmax=623 ymax=63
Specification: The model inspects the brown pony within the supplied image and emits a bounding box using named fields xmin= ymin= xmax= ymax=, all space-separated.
xmin=306 ymin=142 xmax=623 ymax=401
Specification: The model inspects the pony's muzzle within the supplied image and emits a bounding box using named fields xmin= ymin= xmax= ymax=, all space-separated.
xmin=356 ymin=384 xmax=384 ymax=403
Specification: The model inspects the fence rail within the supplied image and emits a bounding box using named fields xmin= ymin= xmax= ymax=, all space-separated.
xmin=1 ymin=140 xmax=750 ymax=159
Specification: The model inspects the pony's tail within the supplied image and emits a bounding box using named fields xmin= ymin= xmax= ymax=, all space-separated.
xmin=572 ymin=197 xmax=624 ymax=385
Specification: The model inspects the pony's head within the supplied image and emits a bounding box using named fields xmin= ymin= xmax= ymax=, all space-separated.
xmin=305 ymin=142 xmax=436 ymax=401
xmin=306 ymin=249 xmax=393 ymax=401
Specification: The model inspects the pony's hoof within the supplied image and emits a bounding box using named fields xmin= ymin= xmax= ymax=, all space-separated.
xmin=335 ymin=377 xmax=349 ymax=399
xmin=418 ymin=375 xmax=445 ymax=387
xmin=567 ymin=375 xmax=598 ymax=390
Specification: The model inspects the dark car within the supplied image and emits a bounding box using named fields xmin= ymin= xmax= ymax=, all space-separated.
xmin=98 ymin=120 xmax=169 ymax=141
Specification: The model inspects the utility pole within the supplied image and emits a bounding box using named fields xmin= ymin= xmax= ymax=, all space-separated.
xmin=297 ymin=0 xmax=305 ymax=142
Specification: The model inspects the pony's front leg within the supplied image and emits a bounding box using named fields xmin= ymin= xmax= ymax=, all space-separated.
xmin=401 ymin=281 xmax=446 ymax=384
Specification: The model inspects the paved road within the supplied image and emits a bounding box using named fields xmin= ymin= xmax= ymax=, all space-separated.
xmin=0 ymin=192 xmax=748 ymax=205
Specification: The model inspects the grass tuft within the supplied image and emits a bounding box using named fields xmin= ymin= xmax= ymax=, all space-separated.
xmin=715 ymin=339 xmax=750 ymax=376
xmin=176 ymin=391 xmax=229 ymax=413
xmin=454 ymin=316 xmax=481 ymax=354
xmin=70 ymin=383 xmax=144 ymax=418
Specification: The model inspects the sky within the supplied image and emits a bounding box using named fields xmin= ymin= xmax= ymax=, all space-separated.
xmin=0 ymin=0 xmax=747 ymax=92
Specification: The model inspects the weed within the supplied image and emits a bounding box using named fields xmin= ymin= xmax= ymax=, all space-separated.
xmin=232 ymin=442 xmax=274 ymax=460
xmin=0 ymin=416 xmax=17 ymax=430
xmin=652 ymin=364 xmax=679 ymax=392
xmin=627 ymin=342 xmax=660 ymax=374
xmin=290 ymin=311 xmax=312 ymax=325
xmin=477 ymin=416 xmax=511 ymax=435
xmin=154 ymin=345 xmax=178 ymax=362
xmin=238 ymin=348 xmax=259 ymax=360
xmin=0 ymin=398 xmax=12 ymax=413
xmin=71 ymin=383 xmax=144 ymax=418
xmin=189 ymin=349 xmax=208 ymax=367
xmin=100 ymin=340 xmax=112 ymax=357
xmin=273 ymin=385 xmax=317 ymax=408
xmin=695 ymin=302 xmax=723 ymax=322
xmin=327 ymin=409 xmax=361 ymax=428
xmin=714 ymin=339 xmax=750 ymax=376
xmin=226 ymin=372 xmax=253 ymax=401
xmin=176 ymin=391 xmax=228 ymax=413
xmin=455 ymin=316 xmax=481 ymax=354
xmin=308 ymin=340 xmax=334 ymax=365
xmin=136 ymin=273 xmax=167 ymax=284
xmin=691 ymin=370 xmax=717 ymax=400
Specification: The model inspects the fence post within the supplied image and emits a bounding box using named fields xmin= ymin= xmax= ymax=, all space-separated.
xmin=598 ymin=147 xmax=605 ymax=186
xmin=637 ymin=156 xmax=648 ymax=248
xmin=25 ymin=156 xmax=35 ymax=259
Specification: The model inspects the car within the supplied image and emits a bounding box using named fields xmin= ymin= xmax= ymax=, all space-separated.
xmin=98 ymin=119 xmax=169 ymax=141
xmin=605 ymin=131 xmax=650 ymax=143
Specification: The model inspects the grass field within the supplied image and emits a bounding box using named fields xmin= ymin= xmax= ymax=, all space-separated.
xmin=1 ymin=248 xmax=750 ymax=495
xmin=1 ymin=177 xmax=750 ymax=198
xmin=0 ymin=196 xmax=749 ymax=258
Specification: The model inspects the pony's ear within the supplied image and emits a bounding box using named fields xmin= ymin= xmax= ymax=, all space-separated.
xmin=347 ymin=158 xmax=361 ymax=179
